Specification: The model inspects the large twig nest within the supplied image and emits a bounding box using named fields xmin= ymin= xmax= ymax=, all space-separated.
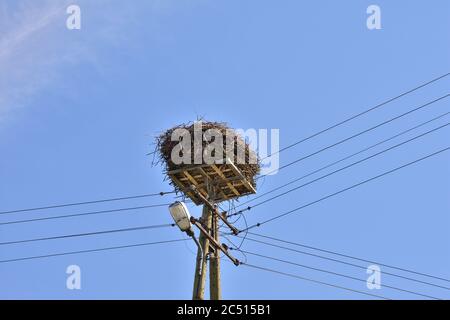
xmin=154 ymin=120 xmax=260 ymax=196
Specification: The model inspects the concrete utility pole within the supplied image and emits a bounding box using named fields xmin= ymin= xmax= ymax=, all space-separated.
xmin=192 ymin=205 xmax=211 ymax=300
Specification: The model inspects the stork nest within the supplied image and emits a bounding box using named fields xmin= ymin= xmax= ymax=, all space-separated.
xmin=154 ymin=120 xmax=260 ymax=195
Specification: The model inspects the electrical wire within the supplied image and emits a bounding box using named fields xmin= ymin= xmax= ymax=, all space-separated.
xmin=258 ymin=94 xmax=449 ymax=178
xmin=0 ymin=203 xmax=172 ymax=226
xmin=247 ymin=232 xmax=450 ymax=284
xmin=222 ymin=234 xmax=248 ymax=264
xmin=239 ymin=236 xmax=450 ymax=291
xmin=259 ymin=72 xmax=450 ymax=162
xmin=238 ymin=110 xmax=450 ymax=209
xmin=236 ymin=249 xmax=441 ymax=299
xmin=0 ymin=223 xmax=175 ymax=246
xmin=240 ymin=262 xmax=391 ymax=300
xmin=0 ymin=191 xmax=176 ymax=215
xmin=229 ymin=121 xmax=450 ymax=216
xmin=240 ymin=146 xmax=450 ymax=231
xmin=0 ymin=239 xmax=188 ymax=264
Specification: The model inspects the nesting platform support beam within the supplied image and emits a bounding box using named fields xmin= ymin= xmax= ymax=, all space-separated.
xmin=167 ymin=158 xmax=256 ymax=205
xmin=226 ymin=159 xmax=256 ymax=194
xmin=211 ymin=164 xmax=240 ymax=197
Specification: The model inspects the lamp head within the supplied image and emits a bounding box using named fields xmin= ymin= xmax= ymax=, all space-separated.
xmin=169 ymin=201 xmax=193 ymax=233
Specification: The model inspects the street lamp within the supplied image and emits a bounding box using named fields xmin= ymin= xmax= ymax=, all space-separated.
xmin=169 ymin=201 xmax=203 ymax=277
xmin=169 ymin=201 xmax=194 ymax=236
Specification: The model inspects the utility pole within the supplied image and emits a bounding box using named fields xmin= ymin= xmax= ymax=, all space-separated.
xmin=209 ymin=208 xmax=221 ymax=300
xmin=167 ymin=160 xmax=253 ymax=300
xmin=189 ymin=185 xmax=240 ymax=300
xmin=192 ymin=205 xmax=211 ymax=300
xmin=162 ymin=122 xmax=258 ymax=300
xmin=192 ymin=183 xmax=224 ymax=300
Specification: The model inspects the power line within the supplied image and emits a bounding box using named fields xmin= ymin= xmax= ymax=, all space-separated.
xmin=0 ymin=191 xmax=176 ymax=215
xmin=240 ymin=236 xmax=450 ymax=291
xmin=258 ymin=94 xmax=449 ymax=178
xmin=0 ymin=239 xmax=188 ymax=264
xmin=0 ymin=203 xmax=172 ymax=227
xmin=241 ymin=146 xmax=450 ymax=231
xmin=236 ymin=249 xmax=440 ymax=299
xmin=240 ymin=262 xmax=391 ymax=300
xmin=247 ymin=232 xmax=450 ymax=284
xmin=259 ymin=72 xmax=450 ymax=162
xmin=238 ymin=110 xmax=450 ymax=209
xmin=229 ymin=122 xmax=449 ymax=216
xmin=222 ymin=234 xmax=248 ymax=262
xmin=0 ymin=224 xmax=175 ymax=246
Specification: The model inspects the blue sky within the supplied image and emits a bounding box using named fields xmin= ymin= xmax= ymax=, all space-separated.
xmin=0 ymin=0 xmax=449 ymax=299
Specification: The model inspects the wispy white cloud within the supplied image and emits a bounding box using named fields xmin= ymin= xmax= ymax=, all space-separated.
xmin=0 ymin=2 xmax=62 ymax=58
xmin=0 ymin=0 xmax=148 ymax=122
xmin=0 ymin=1 xmax=69 ymax=117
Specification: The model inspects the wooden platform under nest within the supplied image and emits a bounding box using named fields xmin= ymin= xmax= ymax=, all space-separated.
xmin=168 ymin=158 xmax=257 ymax=205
